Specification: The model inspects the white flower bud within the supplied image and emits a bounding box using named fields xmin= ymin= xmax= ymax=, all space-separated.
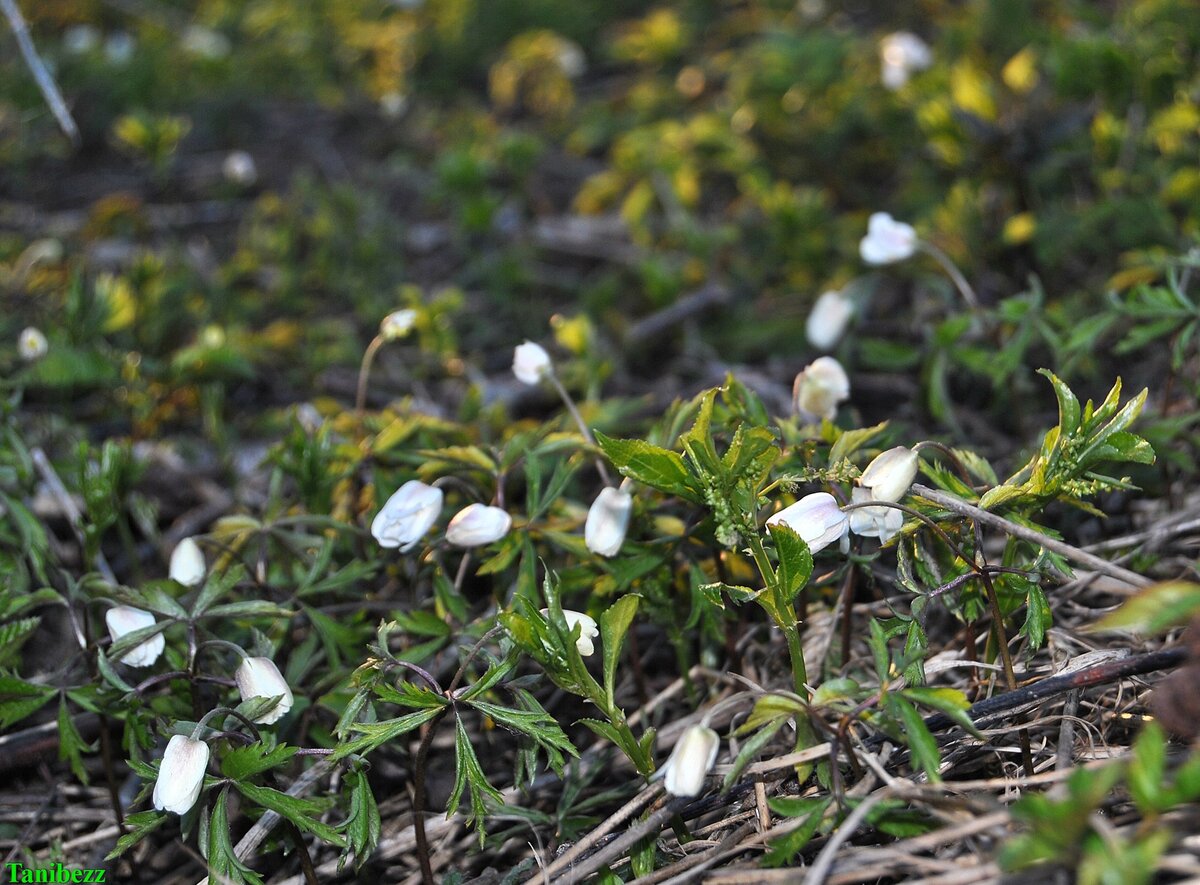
xmin=793 ymin=356 xmax=850 ymax=423
xmin=371 ymin=481 xmax=443 ymax=551
xmin=805 ymin=290 xmax=853 ymax=351
xmin=847 ymin=487 xmax=904 ymax=543
xmin=181 ymin=25 xmax=231 ymax=60
xmin=658 ymin=725 xmax=720 ymax=798
xmin=235 ymin=656 xmax=294 ymax=724
xmin=153 ymin=735 xmax=209 ymax=815
xmin=169 ymin=537 xmax=206 ymax=587
xmin=379 ymin=308 xmax=417 ymax=341
xmin=880 ymin=32 xmax=933 ymax=91
xmin=105 ymin=605 xmax=164 ymax=668
xmin=222 ymin=150 xmax=257 ymax=186
xmin=445 ymin=503 xmax=512 ymax=547
xmin=63 ymin=24 xmax=100 ymax=55
xmin=766 ymin=492 xmax=850 ymax=555
xmin=860 ymin=212 xmax=918 ymax=265
xmin=104 ymin=31 xmax=136 ymax=64
xmin=585 ymin=487 xmax=632 ymax=557
xmin=513 ymin=341 xmax=553 ymax=385
xmin=859 ymin=446 xmax=919 ymax=502
xmin=541 ymin=608 xmax=599 ymax=656
xmin=18 ymin=327 xmax=48 ymax=361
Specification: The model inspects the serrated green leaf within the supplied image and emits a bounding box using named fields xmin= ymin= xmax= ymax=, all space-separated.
xmin=235 ymin=781 xmax=346 ymax=846
xmin=106 ymin=810 xmax=170 ymax=861
xmin=890 ymin=695 xmax=941 ymax=782
xmin=768 ymin=523 xmax=814 ymax=602
xmin=220 ymin=743 xmax=299 ymax=780
xmin=332 ymin=707 xmax=443 ymax=760
xmin=594 ymin=432 xmax=701 ymax=502
xmin=600 ymin=595 xmax=640 ymax=710
xmin=448 ymin=716 xmax=503 ymax=843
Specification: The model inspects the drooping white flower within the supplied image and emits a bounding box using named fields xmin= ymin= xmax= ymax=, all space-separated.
xmin=556 ymin=40 xmax=586 ymax=78
xmin=860 ymin=212 xmax=918 ymax=265
xmin=105 ymin=605 xmax=165 ymax=668
xmin=235 ymin=656 xmax=294 ymax=724
xmin=793 ymin=356 xmax=850 ymax=423
xmin=169 ymin=537 xmax=206 ymax=587
xmin=181 ymin=25 xmax=231 ymax=60
xmin=657 ymin=725 xmax=720 ymax=798
xmin=371 ymin=481 xmax=444 ymax=552
xmin=585 ymin=487 xmax=632 ymax=557
xmin=513 ymin=341 xmax=553 ymax=385
xmin=847 ymin=487 xmax=904 ymax=543
xmin=805 ymin=290 xmax=853 ymax=351
xmin=859 ymin=446 xmax=919 ymax=503
xmin=445 ymin=503 xmax=512 ymax=547
xmin=103 ymin=31 xmax=136 ymax=64
xmin=379 ymin=308 xmax=417 ymax=341
xmin=18 ymin=327 xmax=48 ymax=361
xmin=153 ymin=735 xmax=209 ymax=815
xmin=880 ymin=31 xmax=933 ymax=91
xmin=766 ymin=492 xmax=850 ymax=555
xmin=222 ymin=150 xmax=257 ymax=186
xmin=63 ymin=24 xmax=100 ymax=55
xmin=541 ymin=608 xmax=599 ymax=656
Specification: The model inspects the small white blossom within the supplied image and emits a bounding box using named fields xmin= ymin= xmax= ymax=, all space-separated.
xmin=541 ymin=608 xmax=599 ymax=656
xmin=379 ymin=92 xmax=409 ymax=118
xmin=105 ymin=605 xmax=164 ymax=668
xmin=793 ymin=356 xmax=850 ymax=423
xmin=585 ymin=487 xmax=632 ymax=557
xmin=222 ymin=150 xmax=257 ymax=186
xmin=445 ymin=503 xmax=512 ymax=547
xmin=153 ymin=735 xmax=209 ymax=815
xmin=18 ymin=327 xmax=48 ymax=361
xmin=847 ymin=487 xmax=904 ymax=542
xmin=235 ymin=656 xmax=294 ymax=724
xmin=379 ymin=308 xmax=417 ymax=341
xmin=556 ymin=40 xmax=586 ymax=78
xmin=181 ymin=25 xmax=231 ymax=59
xmin=859 ymin=446 xmax=919 ymax=503
xmin=805 ymin=290 xmax=853 ymax=351
xmin=860 ymin=212 xmax=918 ymax=265
xmin=657 ymin=725 xmax=719 ymax=798
xmin=513 ymin=341 xmax=553 ymax=385
xmin=371 ymin=481 xmax=443 ymax=552
xmin=169 ymin=537 xmax=206 ymax=587
xmin=880 ymin=31 xmax=933 ymax=90
xmin=103 ymin=31 xmax=136 ymax=64
xmin=63 ymin=24 xmax=100 ymax=54
xmin=766 ymin=492 xmax=851 ymax=555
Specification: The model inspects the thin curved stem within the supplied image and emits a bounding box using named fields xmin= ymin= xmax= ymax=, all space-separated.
xmin=355 ymin=334 xmax=385 ymax=417
xmin=548 ymin=372 xmax=614 ymax=487
xmin=920 ymin=241 xmax=980 ymax=311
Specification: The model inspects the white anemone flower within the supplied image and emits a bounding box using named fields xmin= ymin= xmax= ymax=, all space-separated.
xmin=169 ymin=537 xmax=206 ymax=587
xmin=235 ymin=656 xmax=294 ymax=725
xmin=880 ymin=31 xmax=933 ymax=90
xmin=585 ymin=487 xmax=633 ymax=557
xmin=153 ymin=735 xmax=209 ymax=815
xmin=766 ymin=492 xmax=850 ymax=555
xmin=105 ymin=605 xmax=165 ymax=668
xmin=859 ymin=446 xmax=919 ymax=503
xmin=222 ymin=150 xmax=257 ymax=186
xmin=860 ymin=212 xmax=918 ymax=265
xmin=513 ymin=341 xmax=553 ymax=385
xmin=371 ymin=481 xmax=444 ymax=552
xmin=847 ymin=487 xmax=904 ymax=543
xmin=379 ymin=308 xmax=417 ymax=341
xmin=793 ymin=356 xmax=850 ymax=423
xmin=805 ymin=290 xmax=853 ymax=351
xmin=18 ymin=327 xmax=48 ymax=361
xmin=656 ymin=725 xmax=720 ymax=798
xmin=445 ymin=503 xmax=512 ymax=547
xmin=541 ymin=608 xmax=599 ymax=656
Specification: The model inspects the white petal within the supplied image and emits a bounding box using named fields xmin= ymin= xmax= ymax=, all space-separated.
xmin=585 ymin=487 xmax=632 ymax=557
xmin=169 ymin=538 xmax=206 ymax=587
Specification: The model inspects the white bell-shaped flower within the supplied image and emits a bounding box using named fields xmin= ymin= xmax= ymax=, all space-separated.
xmin=235 ymin=656 xmax=294 ymax=725
xmin=371 ymin=481 xmax=444 ymax=552
xmin=513 ymin=341 xmax=553 ymax=385
xmin=766 ymin=492 xmax=850 ymax=555
xmin=657 ymin=725 xmax=720 ymax=798
xmin=541 ymin=608 xmax=599 ymax=656
xmin=805 ymin=290 xmax=853 ymax=351
xmin=445 ymin=503 xmax=512 ymax=547
xmin=222 ymin=150 xmax=257 ymax=186
xmin=379 ymin=308 xmax=417 ymax=341
xmin=105 ymin=605 xmax=165 ymax=668
xmin=860 ymin=212 xmax=918 ymax=265
xmin=793 ymin=356 xmax=850 ymax=423
xmin=18 ymin=327 xmax=48 ymax=361
xmin=585 ymin=487 xmax=632 ymax=557
xmin=880 ymin=31 xmax=933 ymax=90
xmin=847 ymin=487 xmax=904 ymax=543
xmin=859 ymin=446 xmax=919 ymax=502
xmin=169 ymin=537 xmax=206 ymax=587
xmin=153 ymin=735 xmax=209 ymax=815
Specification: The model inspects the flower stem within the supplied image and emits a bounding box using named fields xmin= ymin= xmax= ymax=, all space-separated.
xmin=920 ymin=241 xmax=980 ymax=311
xmin=548 ymin=372 xmax=614 ymax=487
xmin=355 ymin=334 xmax=385 ymax=417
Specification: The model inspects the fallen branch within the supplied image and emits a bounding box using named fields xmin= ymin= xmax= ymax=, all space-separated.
xmin=0 ymin=0 xmax=80 ymax=145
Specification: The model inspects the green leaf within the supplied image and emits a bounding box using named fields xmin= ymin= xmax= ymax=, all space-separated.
xmin=342 ymin=769 xmax=381 ymax=871
xmin=97 ymin=648 xmax=136 ymax=693
xmin=1022 ymin=584 xmax=1052 ymax=649
xmin=594 ymin=432 xmax=701 ymax=502
xmin=768 ymin=523 xmax=814 ymax=602
xmin=1037 ymin=369 xmax=1081 ymax=436
xmin=235 ymin=782 xmax=346 ymax=846
xmin=332 ymin=707 xmax=443 ymax=760
xmin=220 ymin=743 xmax=299 ymax=780
xmin=205 ymin=788 xmax=265 ymax=885
xmin=447 ymin=716 xmax=503 ymax=843
xmin=890 ymin=695 xmax=941 ymax=782
xmin=1091 ymin=581 xmax=1200 ymax=635
xmin=1128 ymin=722 xmax=1166 ymax=815
xmin=58 ymin=696 xmax=92 ymax=784
xmin=902 ymin=687 xmax=981 ymax=738
xmin=106 ymin=810 xmax=170 ymax=861
xmin=829 ymin=421 xmax=888 ymax=464
xmin=600 ymin=595 xmax=640 ymax=710
xmin=762 ymin=797 xmax=831 ymax=867
xmin=203 ymin=600 xmax=295 ymax=620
